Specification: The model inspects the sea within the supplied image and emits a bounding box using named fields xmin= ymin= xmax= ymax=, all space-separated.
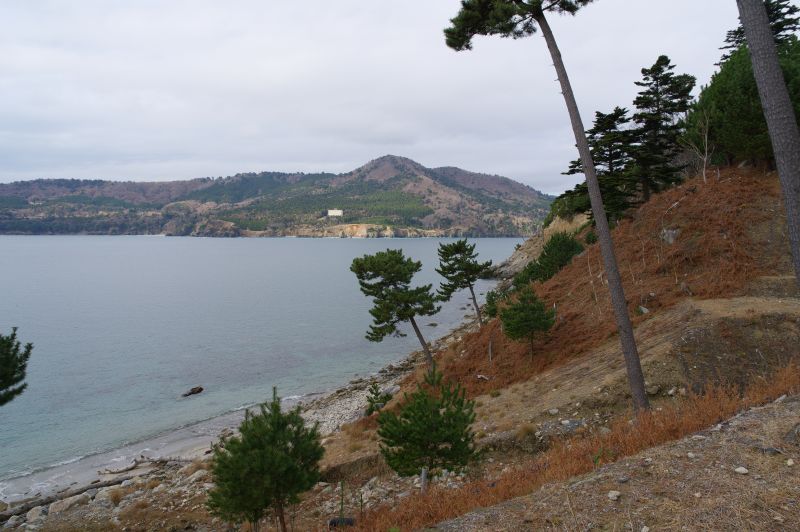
xmin=0 ymin=235 xmax=520 ymax=501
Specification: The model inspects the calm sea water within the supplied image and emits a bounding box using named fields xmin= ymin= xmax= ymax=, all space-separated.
xmin=0 ymin=236 xmax=519 ymax=484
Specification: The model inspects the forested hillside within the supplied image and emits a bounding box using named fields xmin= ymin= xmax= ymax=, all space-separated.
xmin=0 ymin=155 xmax=551 ymax=237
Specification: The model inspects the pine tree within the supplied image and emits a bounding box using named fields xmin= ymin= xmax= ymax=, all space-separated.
xmin=631 ymin=55 xmax=696 ymax=202
xmin=206 ymin=388 xmax=324 ymax=532
xmin=565 ymin=107 xmax=633 ymax=177
xmin=737 ymin=0 xmax=800 ymax=293
xmin=436 ymin=239 xmax=493 ymax=325
xmin=721 ymin=0 xmax=800 ymax=62
xmin=513 ymin=232 xmax=583 ymax=288
xmin=351 ymin=249 xmax=440 ymax=366
xmin=0 ymin=327 xmax=33 ymax=407
xmin=685 ymin=41 xmax=800 ymax=164
xmin=561 ymin=107 xmax=636 ymax=221
xmin=445 ymin=0 xmax=650 ymax=410
xmin=499 ymin=286 xmax=554 ymax=359
xmin=377 ymin=364 xmax=476 ymax=490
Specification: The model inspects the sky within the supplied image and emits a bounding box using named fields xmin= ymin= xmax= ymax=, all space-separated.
xmin=0 ymin=1 xmax=742 ymax=195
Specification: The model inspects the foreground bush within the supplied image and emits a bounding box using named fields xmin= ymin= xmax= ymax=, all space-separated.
xmin=206 ymin=388 xmax=324 ymax=532
xmin=378 ymin=365 xmax=476 ymax=490
xmin=514 ymin=232 xmax=584 ymax=288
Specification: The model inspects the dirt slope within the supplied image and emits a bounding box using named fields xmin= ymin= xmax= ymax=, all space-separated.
xmin=437 ymin=394 xmax=800 ymax=531
xmin=430 ymin=168 xmax=794 ymax=398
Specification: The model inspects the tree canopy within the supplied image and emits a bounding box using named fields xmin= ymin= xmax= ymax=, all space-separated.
xmin=686 ymin=37 xmax=800 ymax=165
xmin=436 ymin=239 xmax=492 ymax=324
xmin=206 ymin=388 xmax=324 ymax=532
xmin=351 ymin=249 xmax=440 ymax=365
xmin=554 ymin=107 xmax=636 ymax=223
xmin=500 ymin=286 xmax=555 ymax=359
xmin=377 ymin=364 xmax=476 ymax=481
xmin=444 ymin=0 xmax=595 ymax=51
xmin=631 ymin=55 xmax=696 ymax=201
xmin=721 ymin=0 xmax=800 ymax=62
xmin=0 ymin=327 xmax=33 ymax=407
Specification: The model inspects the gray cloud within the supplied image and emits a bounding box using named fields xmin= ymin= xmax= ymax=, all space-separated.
xmin=0 ymin=0 xmax=739 ymax=194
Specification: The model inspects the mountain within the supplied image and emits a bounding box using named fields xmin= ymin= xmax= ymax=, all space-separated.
xmin=0 ymin=155 xmax=552 ymax=237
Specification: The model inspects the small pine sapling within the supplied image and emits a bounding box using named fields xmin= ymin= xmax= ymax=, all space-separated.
xmin=377 ymin=364 xmax=476 ymax=491
xmin=500 ymin=286 xmax=555 ymax=360
xmin=365 ymin=382 xmax=393 ymax=416
xmin=206 ymin=388 xmax=324 ymax=532
xmin=484 ymin=287 xmax=511 ymax=319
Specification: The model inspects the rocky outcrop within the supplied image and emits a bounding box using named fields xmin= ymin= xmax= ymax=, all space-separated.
xmin=48 ymin=493 xmax=90 ymax=515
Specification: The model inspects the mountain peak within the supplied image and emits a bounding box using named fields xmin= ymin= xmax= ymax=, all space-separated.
xmin=348 ymin=155 xmax=428 ymax=182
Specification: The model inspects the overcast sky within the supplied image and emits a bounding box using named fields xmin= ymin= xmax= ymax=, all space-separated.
xmin=0 ymin=0 xmax=742 ymax=195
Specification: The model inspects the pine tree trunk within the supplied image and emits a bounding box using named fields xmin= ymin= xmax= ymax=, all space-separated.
xmin=737 ymin=0 xmax=800 ymax=288
xmin=420 ymin=466 xmax=429 ymax=493
xmin=535 ymin=10 xmax=650 ymax=411
xmin=468 ymin=284 xmax=483 ymax=325
xmin=277 ymin=502 xmax=287 ymax=532
xmin=409 ymin=316 xmax=434 ymax=367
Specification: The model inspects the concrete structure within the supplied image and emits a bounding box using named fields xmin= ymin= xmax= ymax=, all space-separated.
xmin=327 ymin=209 xmax=343 ymax=217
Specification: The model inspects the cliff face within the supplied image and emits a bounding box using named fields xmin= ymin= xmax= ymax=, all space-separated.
xmin=0 ymin=155 xmax=552 ymax=237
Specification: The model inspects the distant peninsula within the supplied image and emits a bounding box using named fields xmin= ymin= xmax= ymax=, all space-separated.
xmin=0 ymin=155 xmax=551 ymax=238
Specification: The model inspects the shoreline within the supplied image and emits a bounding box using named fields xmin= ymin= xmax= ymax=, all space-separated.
xmin=0 ymin=315 xmax=479 ymax=516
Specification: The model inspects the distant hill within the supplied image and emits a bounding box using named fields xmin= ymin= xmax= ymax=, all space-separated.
xmin=0 ymin=155 xmax=552 ymax=237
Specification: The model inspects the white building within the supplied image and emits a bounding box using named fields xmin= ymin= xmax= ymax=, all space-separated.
xmin=327 ymin=209 xmax=343 ymax=217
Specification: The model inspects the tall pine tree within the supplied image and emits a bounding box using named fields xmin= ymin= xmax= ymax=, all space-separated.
xmin=436 ymin=239 xmax=492 ymax=325
xmin=561 ymin=107 xmax=636 ymax=221
xmin=445 ymin=0 xmax=651 ymax=410
xmin=351 ymin=249 xmax=440 ymax=366
xmin=631 ymin=55 xmax=696 ymax=202
xmin=0 ymin=327 xmax=32 ymax=407
xmin=721 ymin=0 xmax=800 ymax=62
xmin=565 ymin=107 xmax=633 ymax=177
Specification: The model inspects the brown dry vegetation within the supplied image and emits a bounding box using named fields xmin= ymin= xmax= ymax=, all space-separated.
xmin=428 ymin=169 xmax=788 ymax=397
xmin=357 ymin=363 xmax=800 ymax=531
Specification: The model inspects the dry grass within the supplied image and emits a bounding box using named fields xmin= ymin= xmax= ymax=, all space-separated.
xmin=179 ymin=459 xmax=209 ymax=476
xmin=357 ymin=363 xmax=800 ymax=530
xmin=107 ymin=488 xmax=126 ymax=507
xmin=427 ymin=169 xmax=787 ymax=397
xmin=515 ymin=423 xmax=536 ymax=440
xmin=347 ymin=442 xmax=365 ymax=454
